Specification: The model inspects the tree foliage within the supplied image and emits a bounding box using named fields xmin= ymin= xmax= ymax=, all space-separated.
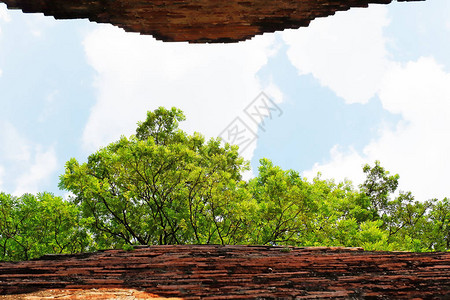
xmin=59 ymin=107 xmax=250 ymax=248
xmin=1 ymin=107 xmax=449 ymax=261
xmin=0 ymin=192 xmax=91 ymax=261
xmin=246 ymin=159 xmax=314 ymax=245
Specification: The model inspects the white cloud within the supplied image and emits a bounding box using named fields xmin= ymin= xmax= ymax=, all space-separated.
xmin=82 ymin=25 xmax=280 ymax=163
xmin=14 ymin=146 xmax=58 ymax=195
xmin=303 ymin=145 xmax=366 ymax=185
xmin=264 ymin=82 xmax=284 ymax=104
xmin=282 ymin=5 xmax=391 ymax=104
xmin=286 ymin=4 xmax=450 ymax=201
xmin=379 ymin=57 xmax=450 ymax=125
xmin=38 ymin=90 xmax=59 ymax=122
xmin=0 ymin=121 xmax=58 ymax=195
xmin=0 ymin=121 xmax=32 ymax=162
xmin=25 ymin=11 xmax=56 ymax=38
xmin=303 ymin=57 xmax=450 ymax=201
xmin=0 ymin=4 xmax=11 ymax=23
xmin=0 ymin=165 xmax=4 ymax=190
xmin=0 ymin=3 xmax=8 ymax=78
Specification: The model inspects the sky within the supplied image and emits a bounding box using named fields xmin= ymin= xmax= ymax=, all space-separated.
xmin=0 ymin=0 xmax=449 ymax=201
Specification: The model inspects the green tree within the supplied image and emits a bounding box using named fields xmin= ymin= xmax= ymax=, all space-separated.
xmin=247 ymin=159 xmax=316 ymax=245
xmin=381 ymin=192 xmax=432 ymax=251
xmin=59 ymin=107 xmax=250 ymax=248
xmin=425 ymin=198 xmax=450 ymax=251
xmin=358 ymin=161 xmax=449 ymax=251
xmin=360 ymin=160 xmax=399 ymax=219
xmin=0 ymin=192 xmax=91 ymax=261
xmin=291 ymin=174 xmax=390 ymax=250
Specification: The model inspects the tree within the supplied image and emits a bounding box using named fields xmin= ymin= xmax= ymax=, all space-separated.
xmin=2 ymin=151 xmax=447 ymax=261
xmin=360 ymin=160 xmax=399 ymax=219
xmin=247 ymin=158 xmax=314 ymax=245
xmin=59 ymin=107 xmax=250 ymax=247
xmin=358 ymin=161 xmax=449 ymax=251
xmin=304 ymin=176 xmax=379 ymax=248
xmin=426 ymin=198 xmax=450 ymax=251
xmin=0 ymin=192 xmax=91 ymax=261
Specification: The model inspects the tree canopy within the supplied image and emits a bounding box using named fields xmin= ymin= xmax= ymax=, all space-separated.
xmin=1 ymin=107 xmax=448 ymax=261
xmin=59 ymin=107 xmax=249 ymax=248
xmin=0 ymin=192 xmax=91 ymax=261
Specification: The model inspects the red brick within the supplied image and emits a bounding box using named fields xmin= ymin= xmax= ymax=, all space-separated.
xmin=0 ymin=245 xmax=449 ymax=298
xmin=0 ymin=0 xmax=424 ymax=43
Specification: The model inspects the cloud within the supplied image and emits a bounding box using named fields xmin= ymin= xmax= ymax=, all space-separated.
xmin=25 ymin=10 xmax=56 ymax=38
xmin=0 ymin=3 xmax=9 ymax=77
xmin=13 ymin=146 xmax=58 ymax=195
xmin=378 ymin=57 xmax=450 ymax=125
xmin=0 ymin=121 xmax=32 ymax=162
xmin=303 ymin=145 xmax=366 ymax=185
xmin=82 ymin=25 xmax=279 ymax=162
xmin=284 ymin=4 xmax=450 ymax=201
xmin=0 ymin=165 xmax=4 ymax=190
xmin=282 ymin=5 xmax=391 ymax=104
xmin=264 ymin=82 xmax=284 ymax=104
xmin=0 ymin=121 xmax=58 ymax=195
xmin=38 ymin=90 xmax=59 ymax=122
xmin=303 ymin=57 xmax=450 ymax=201
xmin=0 ymin=4 xmax=11 ymax=23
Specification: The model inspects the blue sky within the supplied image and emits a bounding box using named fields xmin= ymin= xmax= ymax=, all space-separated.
xmin=0 ymin=1 xmax=449 ymax=201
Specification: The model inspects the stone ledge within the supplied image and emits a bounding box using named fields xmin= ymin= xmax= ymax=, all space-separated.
xmin=0 ymin=0 xmax=425 ymax=43
xmin=0 ymin=245 xmax=449 ymax=298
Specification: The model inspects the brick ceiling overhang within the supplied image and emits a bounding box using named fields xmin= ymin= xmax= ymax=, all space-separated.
xmin=1 ymin=245 xmax=449 ymax=298
xmin=1 ymin=0 xmax=424 ymax=43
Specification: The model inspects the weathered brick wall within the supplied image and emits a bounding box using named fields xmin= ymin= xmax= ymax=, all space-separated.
xmin=0 ymin=245 xmax=449 ymax=298
xmin=0 ymin=0 xmax=424 ymax=43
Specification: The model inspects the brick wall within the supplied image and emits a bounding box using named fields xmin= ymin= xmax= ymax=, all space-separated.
xmin=0 ymin=245 xmax=449 ymax=298
xmin=1 ymin=0 xmax=424 ymax=43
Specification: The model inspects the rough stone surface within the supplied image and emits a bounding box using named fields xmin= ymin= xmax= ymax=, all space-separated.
xmin=0 ymin=288 xmax=181 ymax=299
xmin=0 ymin=0 xmax=424 ymax=43
xmin=0 ymin=245 xmax=449 ymax=299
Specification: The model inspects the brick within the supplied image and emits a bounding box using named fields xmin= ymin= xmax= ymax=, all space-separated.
xmin=0 ymin=245 xmax=449 ymax=298
xmin=0 ymin=0 xmax=424 ymax=43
